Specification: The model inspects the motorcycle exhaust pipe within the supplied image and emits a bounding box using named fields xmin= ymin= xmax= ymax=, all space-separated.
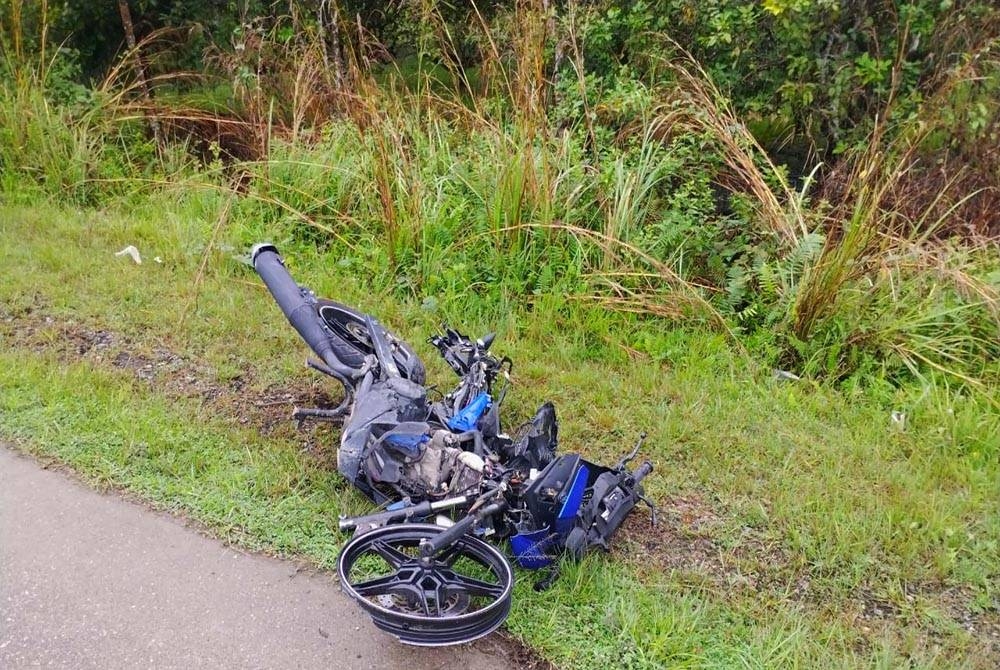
xmin=251 ymin=243 xmax=356 ymax=380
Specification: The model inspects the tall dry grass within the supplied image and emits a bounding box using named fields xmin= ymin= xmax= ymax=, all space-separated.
xmin=655 ymin=40 xmax=998 ymax=387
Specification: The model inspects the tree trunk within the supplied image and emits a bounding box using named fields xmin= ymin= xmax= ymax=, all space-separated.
xmin=116 ymin=0 xmax=162 ymax=150
xmin=319 ymin=0 xmax=345 ymax=92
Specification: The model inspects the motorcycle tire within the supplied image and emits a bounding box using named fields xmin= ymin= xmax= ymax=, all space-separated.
xmin=315 ymin=299 xmax=426 ymax=384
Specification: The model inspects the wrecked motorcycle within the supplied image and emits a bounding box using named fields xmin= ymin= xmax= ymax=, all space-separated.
xmin=251 ymin=243 xmax=654 ymax=646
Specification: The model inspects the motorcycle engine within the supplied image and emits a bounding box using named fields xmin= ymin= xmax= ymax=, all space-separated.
xmin=365 ymin=426 xmax=485 ymax=499
xmin=400 ymin=429 xmax=484 ymax=497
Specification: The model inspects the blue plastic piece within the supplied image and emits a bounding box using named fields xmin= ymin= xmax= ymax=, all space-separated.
xmin=555 ymin=463 xmax=589 ymax=534
xmin=447 ymin=392 xmax=491 ymax=432
xmin=512 ymin=462 xmax=591 ymax=569
xmin=511 ymin=528 xmax=554 ymax=569
xmin=384 ymin=432 xmax=429 ymax=457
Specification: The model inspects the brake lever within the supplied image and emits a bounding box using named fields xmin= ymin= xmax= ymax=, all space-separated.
xmin=618 ymin=432 xmax=647 ymax=470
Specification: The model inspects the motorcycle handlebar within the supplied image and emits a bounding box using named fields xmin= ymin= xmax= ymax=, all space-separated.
xmin=338 ymin=496 xmax=470 ymax=532
xmin=420 ymin=499 xmax=507 ymax=557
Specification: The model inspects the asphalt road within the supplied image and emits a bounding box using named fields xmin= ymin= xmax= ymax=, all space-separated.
xmin=0 ymin=446 xmax=512 ymax=669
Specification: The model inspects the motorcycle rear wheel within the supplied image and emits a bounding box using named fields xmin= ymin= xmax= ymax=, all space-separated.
xmin=316 ymin=299 xmax=425 ymax=384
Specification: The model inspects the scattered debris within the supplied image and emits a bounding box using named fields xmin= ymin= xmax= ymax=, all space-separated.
xmin=890 ymin=410 xmax=906 ymax=431
xmin=114 ymin=245 xmax=142 ymax=264
xmin=4 ymin=306 xmax=996 ymax=662
xmin=252 ymin=244 xmax=654 ymax=645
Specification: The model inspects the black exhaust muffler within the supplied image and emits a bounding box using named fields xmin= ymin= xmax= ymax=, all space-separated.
xmin=251 ymin=244 xmax=357 ymax=380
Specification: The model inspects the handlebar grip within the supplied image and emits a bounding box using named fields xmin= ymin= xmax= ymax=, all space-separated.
xmin=633 ymin=461 xmax=653 ymax=483
xmin=421 ymin=511 xmax=479 ymax=555
xmin=420 ymin=500 xmax=505 ymax=556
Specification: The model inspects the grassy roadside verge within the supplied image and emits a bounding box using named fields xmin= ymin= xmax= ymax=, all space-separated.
xmin=2 ymin=201 xmax=998 ymax=668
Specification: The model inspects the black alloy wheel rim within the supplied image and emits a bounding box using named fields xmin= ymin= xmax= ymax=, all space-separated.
xmin=337 ymin=523 xmax=514 ymax=646
xmin=318 ymin=301 xmax=424 ymax=383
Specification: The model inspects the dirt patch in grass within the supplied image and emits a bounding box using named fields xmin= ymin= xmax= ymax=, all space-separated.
xmin=483 ymin=633 xmax=557 ymax=670
xmin=1 ymin=307 xmax=343 ymax=453
xmin=619 ymin=494 xmax=725 ymax=582
xmin=619 ymin=492 xmax=803 ymax=596
xmin=813 ymin=576 xmax=998 ymax=664
xmin=935 ymin=585 xmax=1000 ymax=641
xmin=848 ymin=583 xmax=1000 ymax=665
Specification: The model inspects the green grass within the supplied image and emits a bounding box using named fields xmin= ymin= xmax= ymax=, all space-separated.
xmin=1 ymin=200 xmax=997 ymax=668
xmin=0 ymin=353 xmax=360 ymax=560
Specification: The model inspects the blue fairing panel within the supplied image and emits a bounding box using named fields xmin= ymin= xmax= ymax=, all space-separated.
xmin=384 ymin=432 xmax=429 ymax=457
xmin=447 ymin=392 xmax=491 ymax=432
xmin=555 ymin=463 xmax=589 ymax=534
xmin=511 ymin=528 xmax=554 ymax=569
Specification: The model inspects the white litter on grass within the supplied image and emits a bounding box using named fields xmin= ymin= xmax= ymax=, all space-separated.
xmin=153 ymin=256 xmax=163 ymax=264
xmin=114 ymin=245 xmax=142 ymax=264
xmin=891 ymin=410 xmax=907 ymax=431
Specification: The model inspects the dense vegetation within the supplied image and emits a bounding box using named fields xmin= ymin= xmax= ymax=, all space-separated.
xmin=1 ymin=1 xmax=998 ymax=667
xmin=4 ymin=0 xmax=998 ymax=391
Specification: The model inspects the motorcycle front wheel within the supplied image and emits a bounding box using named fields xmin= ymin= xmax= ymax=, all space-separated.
xmin=337 ymin=523 xmax=514 ymax=646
